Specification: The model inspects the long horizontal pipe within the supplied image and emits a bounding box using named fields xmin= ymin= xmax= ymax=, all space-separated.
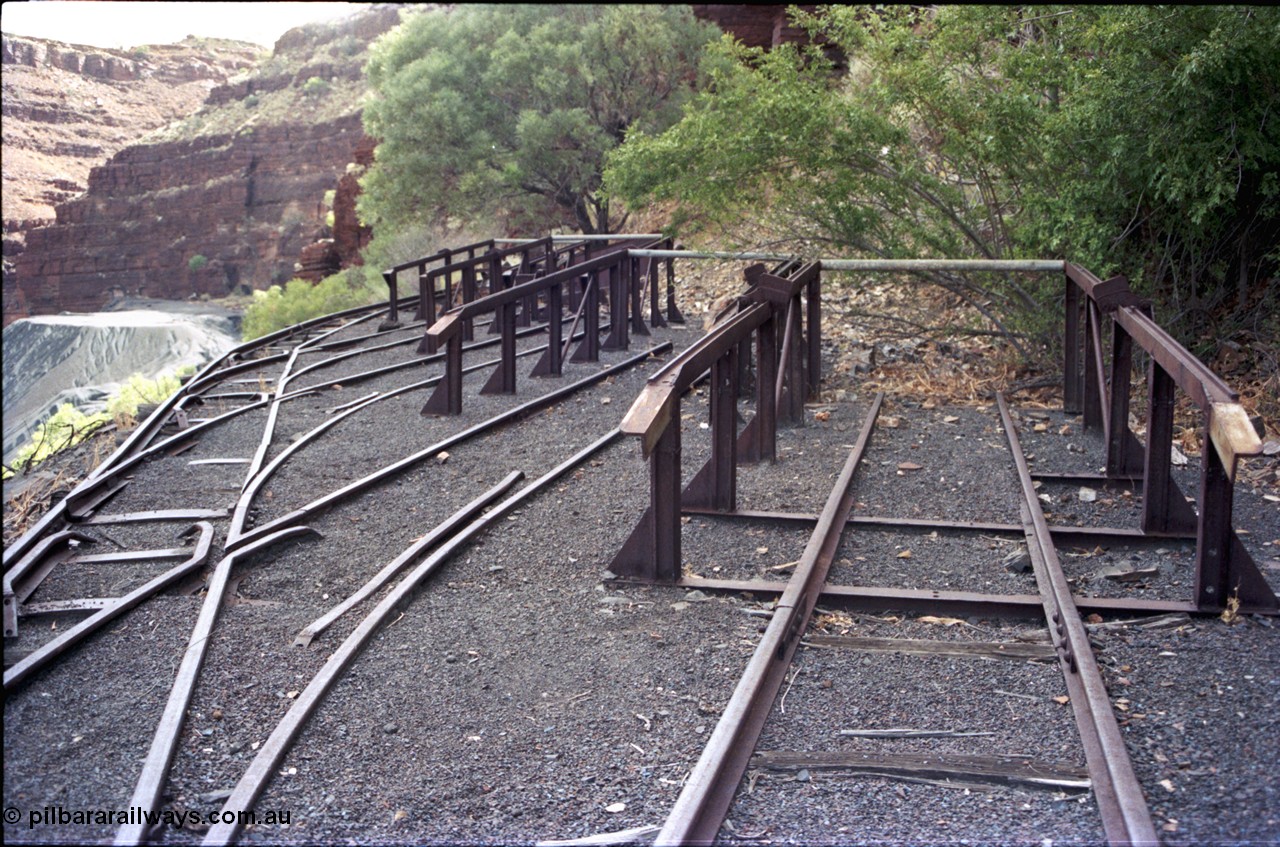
xmin=493 ymin=234 xmax=663 ymax=243
xmin=623 ymin=250 xmax=1064 ymax=272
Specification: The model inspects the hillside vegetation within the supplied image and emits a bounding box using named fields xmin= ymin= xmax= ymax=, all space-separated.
xmin=263 ymin=6 xmax=1278 ymax=384
xmin=606 ymin=6 xmax=1279 ymax=360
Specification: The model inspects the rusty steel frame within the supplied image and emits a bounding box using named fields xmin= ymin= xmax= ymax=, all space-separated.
xmin=655 ymin=393 xmax=884 ymax=845
xmin=611 ymin=261 xmax=823 ymax=582
xmin=382 ymin=238 xmax=498 ymax=326
xmin=1063 ymin=264 xmax=1274 ymax=613
xmin=202 ymin=428 xmax=624 ymax=847
xmin=4 ymin=523 xmax=215 ymax=690
xmin=420 ymin=240 xmax=667 ymax=415
xmin=997 ymin=392 xmax=1158 ymax=845
xmin=411 ymin=237 xmax=556 ymax=332
xmin=114 ymin=525 xmax=321 ymax=846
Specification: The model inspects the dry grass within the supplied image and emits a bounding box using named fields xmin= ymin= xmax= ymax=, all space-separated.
xmin=3 ymin=468 xmax=72 ymax=543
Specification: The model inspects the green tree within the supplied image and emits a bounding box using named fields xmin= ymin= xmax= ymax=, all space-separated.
xmin=607 ymin=5 xmax=1280 ymax=352
xmin=360 ymin=4 xmax=717 ymax=235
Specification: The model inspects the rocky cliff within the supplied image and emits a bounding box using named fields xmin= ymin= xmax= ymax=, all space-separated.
xmin=1 ymin=33 xmax=263 ymax=227
xmin=4 ymin=6 xmax=400 ymax=325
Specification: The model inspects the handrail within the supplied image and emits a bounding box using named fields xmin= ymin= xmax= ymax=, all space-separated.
xmin=424 ymin=239 xmax=664 ymax=347
xmin=620 ymin=302 xmax=771 ymax=456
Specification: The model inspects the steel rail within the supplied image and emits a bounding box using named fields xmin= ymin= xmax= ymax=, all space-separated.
xmin=4 ymin=396 xmax=267 ymax=570
xmin=114 ymin=524 xmax=321 ymax=846
xmin=60 ymin=396 xmax=273 ymax=521
xmin=656 ymin=392 xmax=884 ymax=846
xmin=82 ymin=509 xmax=230 ymax=525
xmin=2 ymin=298 xmax=412 ymax=571
xmin=202 ymin=428 xmax=624 ymax=846
xmin=306 ymin=320 xmax=427 ymax=352
xmin=228 ymin=325 xmax=603 ymax=543
xmin=227 ymin=342 xmax=672 ymax=552
xmin=227 ymin=344 xmax=550 ymax=544
xmin=674 ymin=576 xmax=1198 ymax=619
xmin=294 ymin=471 xmax=522 ymax=646
xmin=4 ymin=523 xmax=215 ymax=690
xmin=3 ymin=530 xmax=97 ymax=636
xmin=997 ymin=393 xmax=1158 ymax=846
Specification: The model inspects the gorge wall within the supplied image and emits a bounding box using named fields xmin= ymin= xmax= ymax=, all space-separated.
xmin=1 ymin=33 xmax=263 ymax=226
xmin=3 ymin=6 xmax=400 ymax=326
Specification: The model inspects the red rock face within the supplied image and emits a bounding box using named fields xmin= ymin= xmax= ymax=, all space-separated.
xmin=9 ymin=116 xmax=368 ymax=316
xmin=3 ymin=7 xmax=401 ymax=323
xmin=332 ymin=135 xmax=377 ymax=267
xmin=690 ymin=5 xmax=824 ymax=49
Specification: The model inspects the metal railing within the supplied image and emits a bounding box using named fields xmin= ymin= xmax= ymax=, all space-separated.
xmin=1063 ymin=264 xmax=1274 ymax=612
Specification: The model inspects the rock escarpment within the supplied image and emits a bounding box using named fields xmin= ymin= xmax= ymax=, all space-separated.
xmin=1 ymin=33 xmax=262 ymax=227
xmin=4 ymin=6 xmax=401 ymax=325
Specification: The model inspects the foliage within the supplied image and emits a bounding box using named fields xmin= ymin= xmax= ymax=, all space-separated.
xmin=240 ymin=272 xmax=380 ymax=341
xmin=106 ymin=372 xmax=185 ymax=426
xmin=187 ymin=254 xmax=209 ymax=271
xmin=2 ymin=369 xmax=193 ymax=480
xmin=606 ymin=6 xmax=1280 ymax=355
xmin=360 ymin=4 xmax=717 ymax=235
xmin=302 ymin=76 xmax=332 ymax=97
xmin=3 ymin=405 xmax=110 ymax=480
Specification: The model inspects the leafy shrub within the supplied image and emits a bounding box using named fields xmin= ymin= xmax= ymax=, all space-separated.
xmin=188 ymin=254 xmax=208 ymax=272
xmin=1 ymin=369 xmax=193 ymax=479
xmin=3 ymin=405 xmax=110 ymax=479
xmin=244 ymin=93 xmax=260 ymax=109
xmin=302 ymin=76 xmax=331 ymax=97
xmin=240 ymin=271 xmax=380 ymax=341
xmin=106 ymin=372 xmax=185 ymax=428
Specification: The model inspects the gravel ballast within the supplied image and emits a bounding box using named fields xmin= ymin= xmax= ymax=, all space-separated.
xmin=4 ymin=307 xmax=1278 ymax=846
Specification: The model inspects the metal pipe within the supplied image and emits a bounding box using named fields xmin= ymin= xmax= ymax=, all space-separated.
xmin=493 ymin=234 xmax=664 ymax=243
xmin=624 ymin=249 xmax=1065 ymax=273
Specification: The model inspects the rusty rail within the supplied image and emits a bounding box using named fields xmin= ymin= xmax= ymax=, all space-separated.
xmin=997 ymin=392 xmax=1158 ymax=845
xmin=228 ymin=342 xmax=671 ymax=552
xmin=4 ymin=523 xmax=215 ymax=690
xmin=655 ymin=393 xmax=883 ymax=844
xmin=202 ymin=428 xmax=625 ymax=847
xmin=114 ymin=525 xmax=320 ymax=846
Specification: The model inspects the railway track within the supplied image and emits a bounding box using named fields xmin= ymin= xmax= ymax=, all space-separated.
xmin=4 ymin=243 xmax=1276 ymax=845
xmin=651 ymin=395 xmax=1156 ymax=845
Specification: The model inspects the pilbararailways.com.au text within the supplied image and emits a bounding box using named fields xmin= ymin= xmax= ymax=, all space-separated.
xmin=6 ymin=805 xmax=291 ymax=829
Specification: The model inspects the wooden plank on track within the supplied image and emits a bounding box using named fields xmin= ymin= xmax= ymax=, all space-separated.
xmin=753 ymin=750 xmax=1090 ymax=791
